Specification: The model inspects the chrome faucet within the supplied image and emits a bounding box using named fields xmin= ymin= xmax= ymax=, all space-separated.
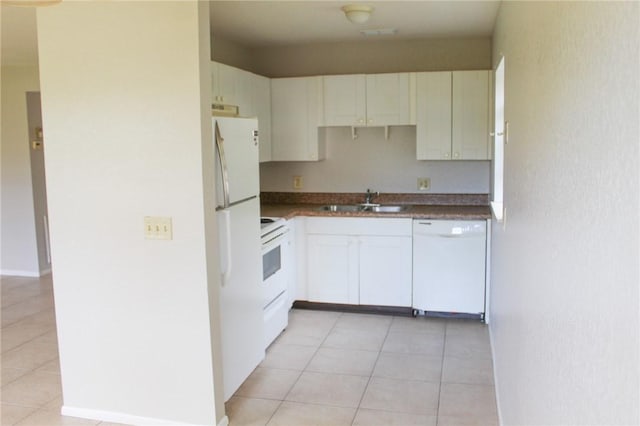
xmin=364 ymin=189 xmax=379 ymax=205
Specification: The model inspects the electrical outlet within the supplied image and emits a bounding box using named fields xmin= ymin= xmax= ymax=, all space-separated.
xmin=418 ymin=177 xmax=431 ymax=191
xmin=144 ymin=216 xmax=173 ymax=240
xmin=293 ymin=176 xmax=303 ymax=190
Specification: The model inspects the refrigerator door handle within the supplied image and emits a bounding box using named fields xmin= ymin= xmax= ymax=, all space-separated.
xmin=218 ymin=209 xmax=233 ymax=286
xmin=215 ymin=121 xmax=231 ymax=209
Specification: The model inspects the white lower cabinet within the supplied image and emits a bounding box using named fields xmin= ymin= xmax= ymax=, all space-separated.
xmin=307 ymin=234 xmax=358 ymax=304
xmin=358 ymin=236 xmax=412 ymax=306
xmin=305 ymin=218 xmax=412 ymax=307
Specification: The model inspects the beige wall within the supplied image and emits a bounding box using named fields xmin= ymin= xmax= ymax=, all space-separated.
xmin=260 ymin=126 xmax=490 ymax=193
xmin=213 ymin=37 xmax=491 ymax=77
xmin=0 ymin=65 xmax=42 ymax=276
xmin=37 ymin=2 xmax=224 ymax=424
xmin=489 ymin=2 xmax=639 ymax=424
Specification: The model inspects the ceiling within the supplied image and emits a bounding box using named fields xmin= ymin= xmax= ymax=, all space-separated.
xmin=209 ymin=1 xmax=501 ymax=48
xmin=1 ymin=1 xmax=500 ymax=66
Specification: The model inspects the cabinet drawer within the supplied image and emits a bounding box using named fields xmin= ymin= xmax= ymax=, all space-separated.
xmin=306 ymin=217 xmax=411 ymax=236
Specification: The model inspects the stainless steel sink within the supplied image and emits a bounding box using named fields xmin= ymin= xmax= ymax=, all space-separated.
xmin=368 ymin=205 xmax=407 ymax=213
xmin=318 ymin=204 xmax=363 ymax=212
xmin=318 ymin=204 xmax=408 ymax=213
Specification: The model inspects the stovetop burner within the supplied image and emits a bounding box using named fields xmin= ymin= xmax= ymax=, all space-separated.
xmin=260 ymin=217 xmax=286 ymax=237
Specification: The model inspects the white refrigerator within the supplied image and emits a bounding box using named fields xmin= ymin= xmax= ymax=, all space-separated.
xmin=213 ymin=116 xmax=265 ymax=401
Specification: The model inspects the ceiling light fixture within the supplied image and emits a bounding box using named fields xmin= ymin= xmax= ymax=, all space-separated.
xmin=341 ymin=4 xmax=373 ymax=24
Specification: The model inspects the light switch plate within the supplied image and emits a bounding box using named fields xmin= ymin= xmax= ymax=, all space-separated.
xmin=144 ymin=216 xmax=173 ymax=240
xmin=418 ymin=177 xmax=431 ymax=191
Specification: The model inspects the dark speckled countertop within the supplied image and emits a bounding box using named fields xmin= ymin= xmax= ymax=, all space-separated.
xmin=260 ymin=192 xmax=492 ymax=220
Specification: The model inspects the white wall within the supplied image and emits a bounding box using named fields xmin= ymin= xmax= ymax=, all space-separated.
xmin=260 ymin=126 xmax=490 ymax=193
xmin=37 ymin=2 xmax=224 ymax=425
xmin=0 ymin=65 xmax=42 ymax=276
xmin=490 ymin=2 xmax=639 ymax=425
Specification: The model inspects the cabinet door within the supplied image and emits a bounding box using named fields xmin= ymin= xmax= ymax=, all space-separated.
xmin=366 ymin=73 xmax=411 ymax=126
xmin=212 ymin=62 xmax=238 ymax=105
xmin=452 ymin=71 xmax=490 ymax=160
xmin=323 ymin=74 xmax=366 ymax=126
xmin=307 ymin=234 xmax=358 ymax=304
xmin=252 ymin=74 xmax=272 ymax=163
xmin=416 ymin=72 xmax=452 ymax=160
xmin=359 ymin=236 xmax=412 ymax=306
xmin=271 ymin=76 xmax=325 ymax=161
xmin=211 ymin=62 xmax=254 ymax=113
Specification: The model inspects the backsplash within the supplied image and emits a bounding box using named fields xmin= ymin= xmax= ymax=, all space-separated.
xmin=259 ymin=126 xmax=490 ymax=194
xmin=261 ymin=192 xmax=489 ymax=206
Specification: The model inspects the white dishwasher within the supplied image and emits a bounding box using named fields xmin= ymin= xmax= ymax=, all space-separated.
xmin=412 ymin=220 xmax=487 ymax=319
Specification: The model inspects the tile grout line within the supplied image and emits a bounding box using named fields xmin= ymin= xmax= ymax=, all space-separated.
xmin=434 ymin=319 xmax=450 ymax=426
xmin=1 ymin=327 xmax=58 ymax=358
xmin=3 ymin=405 xmax=39 ymax=426
xmin=349 ymin=315 xmax=394 ymax=426
xmin=261 ymin=310 xmax=344 ymax=425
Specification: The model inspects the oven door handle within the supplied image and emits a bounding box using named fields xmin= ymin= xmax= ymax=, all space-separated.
xmin=218 ymin=209 xmax=232 ymax=286
xmin=261 ymin=229 xmax=290 ymax=253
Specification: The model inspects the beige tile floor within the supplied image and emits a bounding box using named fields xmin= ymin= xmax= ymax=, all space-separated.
xmin=1 ymin=275 xmax=123 ymax=426
xmin=228 ymin=309 xmax=499 ymax=426
xmin=1 ymin=275 xmax=498 ymax=426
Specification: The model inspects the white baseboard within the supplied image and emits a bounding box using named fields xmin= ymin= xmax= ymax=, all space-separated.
xmin=0 ymin=269 xmax=41 ymax=278
xmin=61 ymin=405 xmax=221 ymax=426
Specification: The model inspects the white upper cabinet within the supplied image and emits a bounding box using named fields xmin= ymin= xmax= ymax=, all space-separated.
xmin=212 ymin=62 xmax=246 ymax=107
xmin=365 ymin=73 xmax=413 ymax=126
xmin=251 ymin=74 xmax=272 ymax=163
xmin=416 ymin=70 xmax=490 ymax=160
xmin=211 ymin=62 xmax=272 ymax=163
xmin=416 ymin=72 xmax=452 ymax=160
xmin=452 ymin=71 xmax=491 ymax=160
xmin=323 ymin=73 xmax=413 ymax=127
xmin=271 ymin=76 xmax=326 ymax=162
xmin=323 ymin=74 xmax=367 ymax=126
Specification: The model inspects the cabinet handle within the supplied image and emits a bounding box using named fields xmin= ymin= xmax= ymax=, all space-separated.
xmin=491 ymin=122 xmax=509 ymax=144
xmin=453 ymin=152 xmax=460 ymax=159
xmin=368 ymin=119 xmax=373 ymax=124
xmin=444 ymin=152 xmax=450 ymax=158
xmin=358 ymin=118 xmax=364 ymax=124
